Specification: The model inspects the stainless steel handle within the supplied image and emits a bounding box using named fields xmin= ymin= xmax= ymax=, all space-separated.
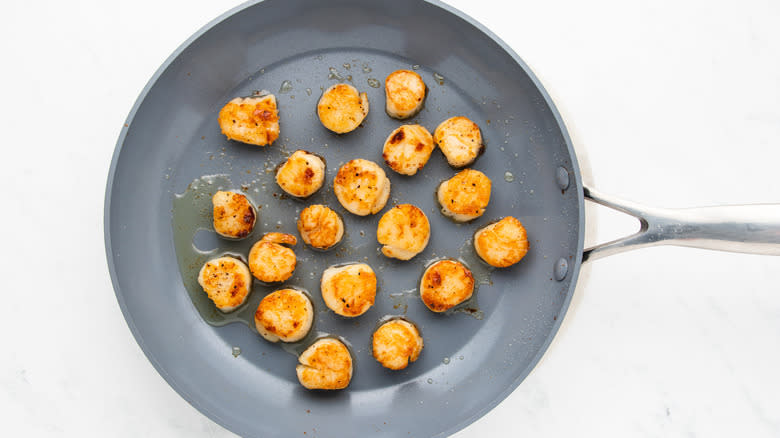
xmin=583 ymin=185 xmax=780 ymax=262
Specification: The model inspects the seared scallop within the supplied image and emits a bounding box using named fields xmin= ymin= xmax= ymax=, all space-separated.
xmin=197 ymin=256 xmax=252 ymax=312
xmin=254 ymin=288 xmax=314 ymax=343
xmin=372 ymin=319 xmax=424 ymax=370
xmin=437 ymin=169 xmax=492 ymax=222
xmin=297 ymin=204 xmax=344 ymax=250
xmin=218 ymin=94 xmax=280 ymax=146
xmin=317 ymin=83 xmax=369 ymax=134
xmin=320 ymin=263 xmax=377 ymax=317
xmin=248 ymin=233 xmax=297 ymax=283
xmin=385 ymin=69 xmax=426 ymax=119
xmin=376 ymin=204 xmax=430 ymax=260
xmin=296 ymin=338 xmax=353 ymax=390
xmin=275 ymin=150 xmax=326 ymax=198
xmin=334 ymin=159 xmax=391 ymax=216
xmin=382 ymin=124 xmax=435 ymax=176
xmin=211 ymin=191 xmax=256 ymax=239
xmin=434 ymin=116 xmax=483 ymax=167
xmin=474 ymin=216 xmax=529 ymax=268
xmin=420 ymin=259 xmax=475 ymax=312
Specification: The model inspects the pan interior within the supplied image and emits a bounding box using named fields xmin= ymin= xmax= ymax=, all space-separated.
xmin=106 ymin=1 xmax=582 ymax=437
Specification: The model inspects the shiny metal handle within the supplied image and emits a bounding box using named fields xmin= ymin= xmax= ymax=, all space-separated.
xmin=583 ymin=185 xmax=780 ymax=262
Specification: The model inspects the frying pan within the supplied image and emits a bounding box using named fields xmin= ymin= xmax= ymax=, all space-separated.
xmin=103 ymin=0 xmax=780 ymax=436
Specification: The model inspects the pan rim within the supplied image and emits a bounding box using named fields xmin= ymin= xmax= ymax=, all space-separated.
xmin=102 ymin=1 xmax=586 ymax=437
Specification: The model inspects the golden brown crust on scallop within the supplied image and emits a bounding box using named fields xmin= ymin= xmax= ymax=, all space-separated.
xmin=474 ymin=216 xmax=529 ymax=268
xmin=382 ymin=125 xmax=435 ymax=175
xmin=372 ymin=319 xmax=424 ymax=370
xmin=434 ymin=116 xmax=483 ymax=167
xmin=212 ymin=191 xmax=256 ymax=239
xmin=376 ymin=204 xmax=430 ymax=260
xmin=320 ymin=264 xmax=377 ymax=317
xmin=296 ymin=338 xmax=353 ymax=390
xmin=317 ymin=84 xmax=369 ymax=134
xmin=197 ymin=256 xmax=252 ymax=311
xmin=254 ymin=288 xmax=313 ymax=342
xmin=248 ymin=233 xmax=297 ymax=283
xmin=420 ymin=260 xmax=475 ymax=312
xmin=275 ymin=150 xmax=326 ymax=198
xmin=333 ymin=159 xmax=391 ymax=216
xmin=218 ymin=95 xmax=280 ymax=146
xmin=297 ymin=205 xmax=344 ymax=250
xmin=437 ymin=169 xmax=492 ymax=222
xmin=385 ymin=70 xmax=426 ymax=119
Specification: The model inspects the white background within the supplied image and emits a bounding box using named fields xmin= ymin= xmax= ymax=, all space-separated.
xmin=2 ymin=0 xmax=779 ymax=436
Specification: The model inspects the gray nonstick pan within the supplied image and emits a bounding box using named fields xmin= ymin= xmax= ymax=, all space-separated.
xmin=103 ymin=0 xmax=780 ymax=437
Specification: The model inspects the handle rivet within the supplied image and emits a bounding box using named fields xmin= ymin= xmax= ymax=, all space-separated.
xmin=554 ymin=258 xmax=568 ymax=281
xmin=556 ymin=166 xmax=570 ymax=191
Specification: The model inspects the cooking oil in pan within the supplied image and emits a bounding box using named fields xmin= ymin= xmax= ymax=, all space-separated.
xmin=172 ymin=174 xmax=260 ymax=327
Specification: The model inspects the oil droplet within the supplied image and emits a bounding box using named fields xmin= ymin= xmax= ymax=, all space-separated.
xmin=279 ymin=80 xmax=293 ymax=94
xmin=504 ymin=171 xmax=514 ymax=182
xmin=232 ymin=346 xmax=241 ymax=358
xmin=433 ymin=72 xmax=445 ymax=85
xmin=343 ymin=63 xmax=351 ymax=70
xmin=427 ymin=378 xmax=433 ymax=384
xmin=442 ymin=357 xmax=450 ymax=364
xmin=346 ymin=75 xmax=353 ymax=82
xmin=305 ymin=88 xmax=312 ymax=96
xmin=328 ymin=67 xmax=343 ymax=80
xmin=362 ymin=63 xmax=372 ymax=73
xmin=367 ymin=78 xmax=380 ymax=88
xmin=459 ymin=355 xmax=464 ymax=360
xmin=412 ymin=64 xmax=420 ymax=70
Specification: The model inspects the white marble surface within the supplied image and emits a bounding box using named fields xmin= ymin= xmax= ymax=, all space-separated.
xmin=2 ymin=0 xmax=779 ymax=436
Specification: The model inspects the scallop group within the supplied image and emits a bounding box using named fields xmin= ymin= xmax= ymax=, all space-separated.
xmin=193 ymin=61 xmax=536 ymax=393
